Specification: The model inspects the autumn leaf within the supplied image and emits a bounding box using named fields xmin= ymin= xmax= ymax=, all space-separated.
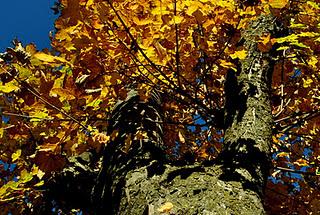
xmin=294 ymin=159 xmax=309 ymax=167
xmin=33 ymin=52 xmax=71 ymax=66
xmin=0 ymin=128 xmax=4 ymax=138
xmin=20 ymin=169 xmax=33 ymax=183
xmin=302 ymin=78 xmax=313 ymax=88
xmin=93 ymin=132 xmax=110 ymax=144
xmin=230 ymin=50 xmax=247 ymax=60
xmin=269 ymin=0 xmax=288 ymax=9
xmin=178 ymin=131 xmax=186 ymax=144
xmin=32 ymin=165 xmax=45 ymax=180
xmin=219 ymin=59 xmax=237 ymax=71
xmin=0 ymin=81 xmax=20 ymax=93
xmin=30 ymin=111 xmax=51 ymax=122
xmin=277 ymin=152 xmax=289 ymax=158
xmin=12 ymin=149 xmax=22 ymax=162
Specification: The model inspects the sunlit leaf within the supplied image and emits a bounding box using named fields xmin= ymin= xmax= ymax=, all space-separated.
xmin=293 ymin=158 xmax=309 ymax=167
xmin=303 ymin=78 xmax=313 ymax=88
xmin=12 ymin=149 xmax=22 ymax=162
xmin=0 ymin=81 xmax=20 ymax=93
xmin=30 ymin=111 xmax=51 ymax=122
xmin=33 ymin=52 xmax=71 ymax=66
xmin=269 ymin=0 xmax=288 ymax=9
xmin=20 ymin=169 xmax=33 ymax=183
xmin=230 ymin=50 xmax=247 ymax=60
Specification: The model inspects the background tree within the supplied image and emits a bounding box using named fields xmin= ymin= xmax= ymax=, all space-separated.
xmin=0 ymin=0 xmax=319 ymax=214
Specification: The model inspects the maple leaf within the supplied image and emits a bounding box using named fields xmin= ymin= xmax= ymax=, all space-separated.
xmin=11 ymin=149 xmax=22 ymax=162
xmin=0 ymin=81 xmax=20 ymax=93
xmin=230 ymin=50 xmax=247 ymax=60
xmin=268 ymin=0 xmax=288 ymax=9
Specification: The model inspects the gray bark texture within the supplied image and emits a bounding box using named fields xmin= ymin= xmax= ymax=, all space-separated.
xmin=91 ymin=14 xmax=282 ymax=215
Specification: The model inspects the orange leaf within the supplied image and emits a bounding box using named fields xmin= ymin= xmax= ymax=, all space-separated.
xmin=294 ymin=158 xmax=309 ymax=167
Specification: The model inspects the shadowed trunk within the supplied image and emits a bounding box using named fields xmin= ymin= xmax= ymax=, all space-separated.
xmin=90 ymin=15 xmax=281 ymax=214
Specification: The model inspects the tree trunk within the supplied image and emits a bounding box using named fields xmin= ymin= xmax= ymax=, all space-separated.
xmin=92 ymin=15 xmax=280 ymax=215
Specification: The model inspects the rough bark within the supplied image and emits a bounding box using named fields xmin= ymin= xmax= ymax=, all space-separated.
xmin=91 ymin=89 xmax=165 ymax=214
xmin=91 ymin=15 xmax=281 ymax=214
xmin=218 ymin=14 xmax=277 ymax=195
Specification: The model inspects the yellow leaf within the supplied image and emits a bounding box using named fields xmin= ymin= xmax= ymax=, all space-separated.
xmin=33 ymin=52 xmax=71 ymax=66
xmin=0 ymin=128 xmax=3 ymax=138
xmin=34 ymin=180 xmax=44 ymax=187
xmin=307 ymin=1 xmax=320 ymax=9
xmin=34 ymin=52 xmax=59 ymax=62
xmin=50 ymin=88 xmax=76 ymax=101
xmin=302 ymin=78 xmax=313 ymax=88
xmin=308 ymin=56 xmax=318 ymax=69
xmin=20 ymin=169 xmax=33 ymax=183
xmin=276 ymin=46 xmax=290 ymax=51
xmin=274 ymin=34 xmax=298 ymax=43
xmin=294 ymin=159 xmax=309 ymax=167
xmin=269 ymin=0 xmax=288 ymax=9
xmin=272 ymin=136 xmax=279 ymax=144
xmin=277 ymin=152 xmax=289 ymax=158
xmin=230 ymin=50 xmax=247 ymax=60
xmin=186 ymin=4 xmax=200 ymax=16
xmin=158 ymin=202 xmax=174 ymax=213
xmin=30 ymin=111 xmax=50 ymax=122
xmin=170 ymin=16 xmax=184 ymax=25
xmin=299 ymin=32 xmax=320 ymax=37
xmin=132 ymin=17 xmax=153 ymax=26
xmin=259 ymin=34 xmax=271 ymax=45
xmin=134 ymin=130 xmax=148 ymax=141
xmin=178 ymin=131 xmax=185 ymax=144
xmin=12 ymin=149 xmax=22 ymax=162
xmin=0 ymin=81 xmax=20 ymax=93
xmin=86 ymin=0 xmax=94 ymax=9
xmin=219 ymin=60 xmax=237 ymax=71
xmin=86 ymin=98 xmax=102 ymax=108
xmin=13 ymin=64 xmax=32 ymax=79
xmin=93 ymin=132 xmax=110 ymax=144
xmin=32 ymin=165 xmax=45 ymax=180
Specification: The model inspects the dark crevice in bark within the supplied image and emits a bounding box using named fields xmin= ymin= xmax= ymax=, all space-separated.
xmin=35 ymin=152 xmax=97 ymax=214
xmin=91 ymin=89 xmax=165 ymax=214
xmin=164 ymin=166 xmax=205 ymax=183
xmin=219 ymin=14 xmax=285 ymax=198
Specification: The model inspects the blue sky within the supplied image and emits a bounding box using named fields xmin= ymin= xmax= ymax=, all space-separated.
xmin=0 ymin=0 xmax=58 ymax=52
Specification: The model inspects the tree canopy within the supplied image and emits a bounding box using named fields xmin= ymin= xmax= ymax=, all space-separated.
xmin=0 ymin=0 xmax=319 ymax=214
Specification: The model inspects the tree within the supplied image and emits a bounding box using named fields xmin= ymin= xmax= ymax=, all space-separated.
xmin=0 ymin=0 xmax=319 ymax=214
